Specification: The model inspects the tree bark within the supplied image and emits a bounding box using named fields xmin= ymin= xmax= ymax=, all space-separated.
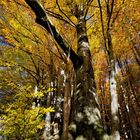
xmin=25 ymin=1 xmax=109 ymax=139
xmin=69 ymin=13 xmax=108 ymax=140
xmin=107 ymin=30 xmax=120 ymax=140
xmin=62 ymin=61 xmax=71 ymax=140
xmin=97 ymin=0 xmax=120 ymax=138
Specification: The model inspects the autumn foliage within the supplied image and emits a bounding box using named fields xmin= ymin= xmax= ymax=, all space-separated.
xmin=0 ymin=0 xmax=140 ymax=140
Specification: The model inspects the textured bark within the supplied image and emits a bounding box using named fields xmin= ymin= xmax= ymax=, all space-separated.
xmin=117 ymin=59 xmax=139 ymax=140
xmin=98 ymin=0 xmax=120 ymax=136
xmin=62 ymin=61 xmax=71 ymax=140
xmin=118 ymin=84 xmax=134 ymax=140
xmin=109 ymin=68 xmax=120 ymax=140
xmin=107 ymin=29 xmax=120 ymax=140
xmin=69 ymin=14 xmax=108 ymax=140
xmin=25 ymin=1 xmax=109 ymax=139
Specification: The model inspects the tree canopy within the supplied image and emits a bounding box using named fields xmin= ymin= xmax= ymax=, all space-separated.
xmin=0 ymin=0 xmax=140 ymax=140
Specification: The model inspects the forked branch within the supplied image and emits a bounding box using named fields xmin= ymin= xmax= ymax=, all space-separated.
xmin=25 ymin=0 xmax=82 ymax=69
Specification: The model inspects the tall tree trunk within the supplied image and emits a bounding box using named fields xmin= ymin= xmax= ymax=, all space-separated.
xmin=97 ymin=0 xmax=120 ymax=138
xmin=117 ymin=59 xmax=137 ymax=140
xmin=109 ymin=67 xmax=120 ymax=140
xmin=107 ymin=31 xmax=120 ymax=140
xmin=24 ymin=1 xmax=109 ymax=139
xmin=62 ymin=60 xmax=71 ymax=140
xmin=69 ymin=14 xmax=108 ymax=140
xmin=118 ymin=84 xmax=133 ymax=140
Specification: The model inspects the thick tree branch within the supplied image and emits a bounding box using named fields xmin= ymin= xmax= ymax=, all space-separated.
xmin=25 ymin=0 xmax=82 ymax=69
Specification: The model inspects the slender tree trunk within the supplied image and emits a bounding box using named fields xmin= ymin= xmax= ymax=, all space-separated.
xmin=117 ymin=59 xmax=138 ymax=140
xmin=109 ymin=68 xmax=120 ymax=140
xmin=118 ymin=84 xmax=134 ymax=140
xmin=97 ymin=0 xmax=120 ymax=138
xmin=107 ymin=33 xmax=120 ymax=140
xmin=62 ymin=61 xmax=71 ymax=140
xmin=43 ymin=57 xmax=54 ymax=140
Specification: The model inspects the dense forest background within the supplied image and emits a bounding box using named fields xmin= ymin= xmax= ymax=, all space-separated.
xmin=0 ymin=0 xmax=140 ymax=140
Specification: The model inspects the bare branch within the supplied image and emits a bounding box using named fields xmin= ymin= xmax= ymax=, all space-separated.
xmin=56 ymin=0 xmax=76 ymax=27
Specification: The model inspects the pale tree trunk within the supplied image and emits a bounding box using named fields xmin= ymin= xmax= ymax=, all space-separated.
xmin=106 ymin=6 xmax=120 ymax=140
xmin=118 ymin=85 xmax=132 ymax=140
xmin=107 ymin=29 xmax=120 ymax=140
xmin=43 ymin=112 xmax=52 ymax=140
xmin=109 ymin=67 xmax=120 ymax=140
xmin=97 ymin=0 xmax=120 ymax=138
xmin=117 ymin=59 xmax=138 ymax=140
